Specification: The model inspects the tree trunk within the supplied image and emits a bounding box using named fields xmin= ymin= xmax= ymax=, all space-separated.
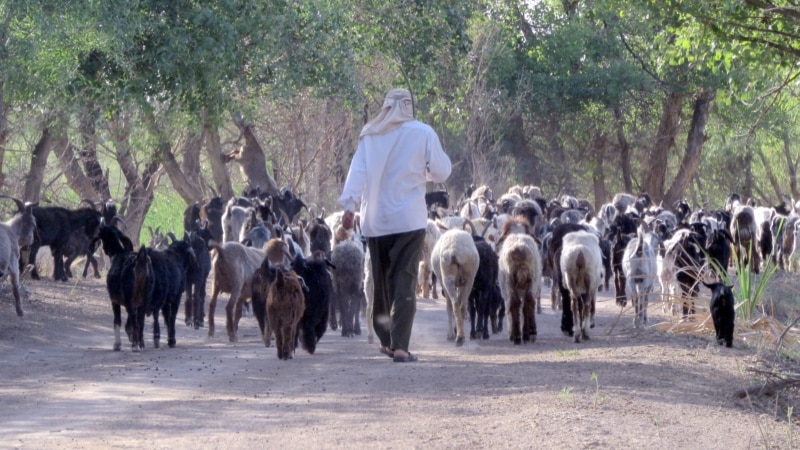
xmin=782 ymin=129 xmax=799 ymax=201
xmin=108 ymin=112 xmax=155 ymax=247
xmin=664 ymin=89 xmax=715 ymax=206
xmin=161 ymin=142 xmax=205 ymax=205
xmin=613 ymin=105 xmax=632 ymax=193
xmin=742 ymin=147 xmax=753 ymax=201
xmin=203 ymin=122 xmax=234 ymax=199
xmin=592 ymin=143 xmax=607 ymax=212
xmin=53 ymin=125 xmax=99 ymax=202
xmin=645 ymin=91 xmax=684 ymax=201
xmin=181 ymin=130 xmax=205 ymax=196
xmin=78 ymin=106 xmax=111 ymax=200
xmin=0 ymin=83 xmax=7 ymax=191
xmin=23 ymin=126 xmax=53 ymax=203
xmin=228 ymin=117 xmax=279 ymax=197
xmin=756 ymin=146 xmax=782 ymax=204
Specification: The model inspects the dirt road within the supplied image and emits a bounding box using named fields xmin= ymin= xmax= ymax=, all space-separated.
xmin=0 ymin=277 xmax=795 ymax=449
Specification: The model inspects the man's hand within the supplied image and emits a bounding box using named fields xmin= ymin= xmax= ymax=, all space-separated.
xmin=342 ymin=210 xmax=355 ymax=230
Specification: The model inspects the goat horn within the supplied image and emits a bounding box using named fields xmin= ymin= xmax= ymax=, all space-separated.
xmin=462 ymin=219 xmax=477 ymax=236
xmin=167 ymin=231 xmax=177 ymax=243
xmin=0 ymin=194 xmax=25 ymax=213
xmin=111 ymin=215 xmax=127 ymax=230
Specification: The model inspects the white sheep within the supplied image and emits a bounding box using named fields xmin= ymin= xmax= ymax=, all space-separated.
xmin=430 ymin=229 xmax=479 ymax=346
xmin=560 ymin=230 xmax=603 ymax=343
xmin=497 ymin=226 xmax=541 ymax=345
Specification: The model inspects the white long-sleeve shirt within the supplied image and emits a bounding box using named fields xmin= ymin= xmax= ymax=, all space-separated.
xmin=338 ymin=120 xmax=451 ymax=237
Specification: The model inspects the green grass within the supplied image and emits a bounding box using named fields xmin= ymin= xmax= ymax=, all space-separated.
xmin=140 ymin=189 xmax=186 ymax=245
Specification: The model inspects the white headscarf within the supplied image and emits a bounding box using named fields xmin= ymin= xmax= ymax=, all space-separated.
xmin=359 ymin=88 xmax=415 ymax=137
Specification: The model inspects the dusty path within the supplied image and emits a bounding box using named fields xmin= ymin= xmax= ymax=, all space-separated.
xmin=0 ymin=277 xmax=795 ymax=449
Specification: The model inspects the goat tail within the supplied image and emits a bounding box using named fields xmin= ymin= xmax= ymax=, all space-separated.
xmin=576 ymin=251 xmax=586 ymax=270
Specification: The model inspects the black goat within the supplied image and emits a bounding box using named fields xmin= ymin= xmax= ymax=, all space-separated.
xmin=132 ymin=237 xmax=197 ymax=349
xmin=425 ymin=190 xmax=450 ymax=210
xmin=704 ymin=281 xmax=735 ymax=348
xmin=468 ymin=237 xmax=498 ymax=340
xmin=183 ymin=227 xmax=213 ymax=329
xmin=187 ymin=197 xmax=225 ymax=243
xmin=291 ymin=251 xmax=335 ymax=354
xmin=62 ymin=225 xmax=102 ymax=279
xmin=28 ymin=205 xmax=103 ymax=281
xmin=705 ymin=228 xmax=733 ymax=277
xmin=94 ymin=225 xmax=139 ymax=351
xmin=272 ymin=187 xmax=307 ymax=225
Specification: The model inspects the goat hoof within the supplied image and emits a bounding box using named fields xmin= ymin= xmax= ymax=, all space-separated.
xmin=456 ymin=337 xmax=464 ymax=346
xmin=470 ymin=332 xmax=477 ymax=340
xmin=513 ymin=338 xmax=522 ymax=345
xmin=367 ymin=336 xmax=374 ymax=344
xmin=482 ymin=332 xmax=490 ymax=340
xmin=113 ymin=343 xmax=121 ymax=351
xmin=168 ymin=339 xmax=176 ymax=348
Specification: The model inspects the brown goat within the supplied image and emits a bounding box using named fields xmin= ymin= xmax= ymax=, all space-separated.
xmin=267 ymin=267 xmax=305 ymax=360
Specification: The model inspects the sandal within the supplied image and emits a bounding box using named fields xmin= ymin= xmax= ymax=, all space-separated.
xmin=393 ymin=352 xmax=418 ymax=363
xmin=379 ymin=347 xmax=394 ymax=358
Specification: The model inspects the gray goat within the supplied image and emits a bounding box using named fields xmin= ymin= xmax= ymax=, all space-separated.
xmin=0 ymin=195 xmax=38 ymax=316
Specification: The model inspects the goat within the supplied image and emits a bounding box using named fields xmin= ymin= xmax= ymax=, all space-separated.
xmin=207 ymin=241 xmax=265 ymax=342
xmin=622 ymin=224 xmax=658 ymax=327
xmin=28 ymin=204 xmax=103 ymax=281
xmin=425 ymin=190 xmax=450 ymax=210
xmin=331 ymin=239 xmax=365 ymax=338
xmin=131 ymin=238 xmax=196 ymax=349
xmin=662 ymin=228 xmax=705 ymax=317
xmin=292 ymin=251 xmax=335 ymax=353
xmin=612 ymin=228 xmax=633 ymax=308
xmin=498 ymin=218 xmax=542 ymax=345
xmin=0 ymin=196 xmax=37 ymax=316
xmin=431 ymin=229 xmax=479 ymax=346
xmin=272 ymin=187 xmax=308 ymax=225
xmin=222 ymin=198 xmax=252 ymax=243
xmin=94 ymin=225 xmax=139 ymax=350
xmin=417 ymin=219 xmax=442 ymax=299
xmin=705 ymin=228 xmax=733 ymax=278
xmin=730 ymin=205 xmax=760 ymax=274
xmin=468 ymin=236 xmax=499 ymax=340
xmin=62 ymin=225 xmax=102 ymax=279
xmin=183 ymin=226 xmax=213 ymax=329
xmin=267 ymin=265 xmax=306 ymax=360
xmin=560 ymin=230 xmax=603 ymax=343
xmin=546 ymin=222 xmax=590 ymax=336
xmin=703 ymin=281 xmax=735 ymax=348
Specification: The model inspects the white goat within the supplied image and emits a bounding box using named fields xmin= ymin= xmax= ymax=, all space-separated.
xmin=430 ymin=229 xmax=479 ymax=346
xmin=417 ymin=219 xmax=442 ymax=299
xmin=497 ymin=226 xmax=541 ymax=345
xmin=560 ymin=230 xmax=603 ymax=343
xmin=623 ymin=224 xmax=658 ymax=327
xmin=221 ymin=199 xmax=252 ymax=243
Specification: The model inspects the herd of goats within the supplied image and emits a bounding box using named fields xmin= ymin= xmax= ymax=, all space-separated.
xmin=1 ymin=183 xmax=794 ymax=358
